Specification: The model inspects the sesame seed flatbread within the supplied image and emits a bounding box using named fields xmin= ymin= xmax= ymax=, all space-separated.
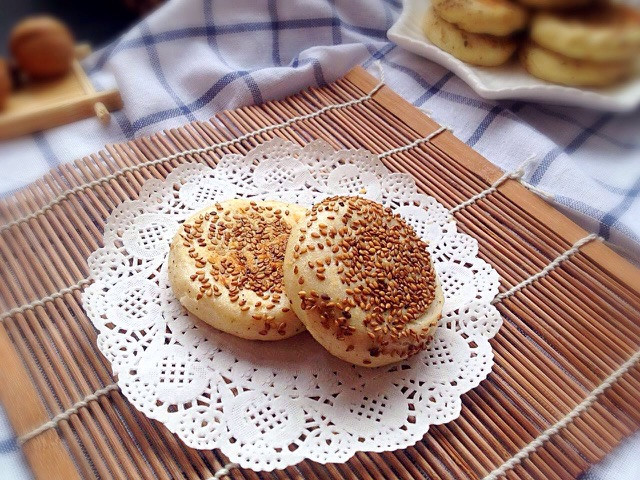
xmin=168 ymin=199 xmax=307 ymax=340
xmin=283 ymin=196 xmax=444 ymax=367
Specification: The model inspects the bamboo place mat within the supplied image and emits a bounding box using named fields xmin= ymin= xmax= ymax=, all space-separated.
xmin=0 ymin=66 xmax=639 ymax=480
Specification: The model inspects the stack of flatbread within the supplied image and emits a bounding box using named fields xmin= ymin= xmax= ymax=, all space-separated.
xmin=424 ymin=0 xmax=640 ymax=87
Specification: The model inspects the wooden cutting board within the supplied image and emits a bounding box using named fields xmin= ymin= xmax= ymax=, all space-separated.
xmin=0 ymin=44 xmax=122 ymax=140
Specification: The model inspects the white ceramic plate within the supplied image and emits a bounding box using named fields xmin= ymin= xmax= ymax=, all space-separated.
xmin=388 ymin=0 xmax=640 ymax=112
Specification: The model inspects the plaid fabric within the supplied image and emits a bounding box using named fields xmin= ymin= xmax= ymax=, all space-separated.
xmin=0 ymin=1 xmax=638 ymax=478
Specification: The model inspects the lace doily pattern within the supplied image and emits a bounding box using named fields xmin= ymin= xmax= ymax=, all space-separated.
xmin=83 ymin=138 xmax=500 ymax=470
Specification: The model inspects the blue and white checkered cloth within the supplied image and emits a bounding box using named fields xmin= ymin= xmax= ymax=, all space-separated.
xmin=0 ymin=1 xmax=638 ymax=478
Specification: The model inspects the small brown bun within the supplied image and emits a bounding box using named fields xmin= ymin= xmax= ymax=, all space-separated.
xmin=10 ymin=16 xmax=75 ymax=79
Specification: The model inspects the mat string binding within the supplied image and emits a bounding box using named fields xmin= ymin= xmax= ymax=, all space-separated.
xmin=0 ymin=61 xmax=387 ymax=236
xmin=483 ymin=348 xmax=640 ymax=480
xmin=378 ymin=125 xmax=449 ymax=159
xmin=491 ymin=233 xmax=601 ymax=305
xmin=0 ymin=61 xmax=553 ymax=236
xmin=0 ymin=62 xmax=549 ymax=237
xmin=520 ymin=179 xmax=555 ymax=201
xmin=17 ymin=384 xmax=120 ymax=446
xmin=0 ymin=278 xmax=91 ymax=322
xmin=450 ymin=155 xmax=537 ymax=214
xmin=208 ymin=463 xmax=239 ymax=479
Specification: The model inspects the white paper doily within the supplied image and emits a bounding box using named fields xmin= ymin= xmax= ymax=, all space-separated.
xmin=83 ymin=138 xmax=501 ymax=471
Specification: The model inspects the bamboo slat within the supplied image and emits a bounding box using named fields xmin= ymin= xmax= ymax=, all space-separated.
xmin=0 ymin=66 xmax=638 ymax=480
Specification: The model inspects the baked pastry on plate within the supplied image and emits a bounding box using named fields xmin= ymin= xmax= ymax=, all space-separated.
xmin=431 ymin=0 xmax=528 ymax=36
xmin=423 ymin=6 xmax=518 ymax=66
xmin=520 ymin=41 xmax=633 ymax=87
